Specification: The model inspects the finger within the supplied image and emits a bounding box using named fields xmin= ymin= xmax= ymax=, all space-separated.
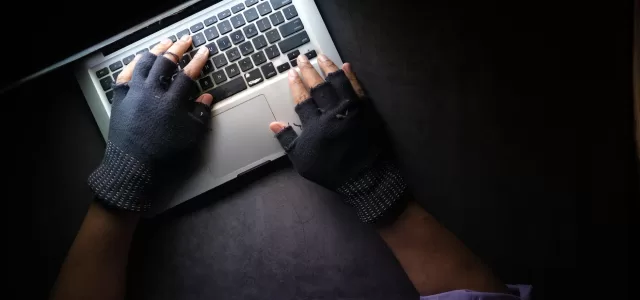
xmin=195 ymin=93 xmax=213 ymax=106
xmin=190 ymin=101 xmax=212 ymax=125
xmin=272 ymin=123 xmax=299 ymax=152
xmin=163 ymin=35 xmax=192 ymax=63
xmin=342 ymin=63 xmax=365 ymax=98
xmin=116 ymin=54 xmax=142 ymax=84
xmin=182 ymin=46 xmax=209 ymax=79
xmin=289 ymin=69 xmax=311 ymax=104
xmin=318 ymin=54 xmax=340 ymax=76
xmin=269 ymin=121 xmax=288 ymax=134
xmin=297 ymin=54 xmax=324 ymax=89
xmin=150 ymin=38 xmax=173 ymax=55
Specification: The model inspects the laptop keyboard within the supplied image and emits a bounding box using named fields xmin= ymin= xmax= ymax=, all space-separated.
xmin=95 ymin=0 xmax=313 ymax=105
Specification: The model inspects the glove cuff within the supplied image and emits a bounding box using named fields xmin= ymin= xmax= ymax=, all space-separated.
xmin=88 ymin=141 xmax=154 ymax=212
xmin=336 ymin=159 xmax=408 ymax=224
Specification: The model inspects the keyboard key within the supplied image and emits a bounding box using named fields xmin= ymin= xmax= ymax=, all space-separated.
xmin=238 ymin=57 xmax=254 ymax=71
xmin=277 ymin=62 xmax=291 ymax=73
xmin=190 ymin=22 xmax=204 ymax=33
xmin=199 ymin=75 xmax=214 ymax=90
xmin=209 ymin=76 xmax=247 ymax=102
xmin=204 ymin=27 xmax=219 ymax=41
xmin=244 ymin=8 xmax=259 ymax=22
xmin=212 ymin=69 xmax=228 ymax=84
xmin=226 ymin=47 xmax=242 ymax=62
xmin=256 ymin=18 xmax=271 ymax=32
xmin=212 ymin=54 xmax=228 ymax=68
xmin=231 ymin=3 xmax=245 ymax=13
xmin=279 ymin=18 xmax=304 ymax=37
xmin=168 ymin=35 xmax=178 ymax=42
xmin=217 ymin=36 xmax=232 ymax=50
xmin=218 ymin=9 xmax=231 ymax=20
xmin=243 ymin=23 xmax=258 ymax=38
xmin=225 ymin=63 xmax=241 ymax=78
xmin=257 ymin=2 xmax=272 ymax=16
xmin=305 ymin=50 xmax=317 ymax=59
xmin=99 ymin=76 xmax=113 ymax=91
xmin=270 ymin=0 xmax=292 ymax=10
xmin=205 ymin=42 xmax=219 ymax=56
xmin=112 ymin=70 xmax=122 ymax=81
xmin=179 ymin=55 xmax=191 ymax=68
xmin=230 ymin=30 xmax=245 ymax=45
xmin=239 ymin=41 xmax=255 ymax=56
xmin=218 ymin=20 xmax=232 ymax=34
xmin=109 ymin=61 xmax=123 ymax=72
xmin=278 ymin=31 xmax=310 ymax=53
xmin=245 ymin=0 xmax=258 ymax=7
xmin=176 ymin=29 xmax=190 ymax=39
xmin=203 ymin=60 xmax=215 ymax=74
xmin=252 ymin=35 xmax=268 ymax=49
xmin=290 ymin=59 xmax=297 ymax=67
xmin=261 ymin=62 xmax=277 ymax=79
xmin=282 ymin=5 xmax=298 ymax=20
xmin=264 ymin=45 xmax=280 ymax=59
xmin=287 ymin=50 xmax=300 ymax=60
xmin=136 ymin=49 xmax=149 ymax=55
xmin=192 ymin=32 xmax=206 ymax=47
xmin=122 ymin=55 xmax=135 ymax=65
xmin=265 ymin=29 xmax=281 ymax=43
xmin=244 ymin=69 xmax=264 ymax=87
xmin=269 ymin=11 xmax=285 ymax=26
xmin=251 ymin=51 xmax=267 ymax=66
xmin=106 ymin=90 xmax=114 ymax=103
xmin=204 ymin=16 xmax=218 ymax=26
xmin=230 ymin=15 xmax=246 ymax=29
xmin=96 ymin=67 xmax=109 ymax=78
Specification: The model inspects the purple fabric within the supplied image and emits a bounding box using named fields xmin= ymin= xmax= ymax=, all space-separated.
xmin=419 ymin=285 xmax=532 ymax=300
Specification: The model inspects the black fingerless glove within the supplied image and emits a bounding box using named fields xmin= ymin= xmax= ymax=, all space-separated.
xmin=275 ymin=70 xmax=407 ymax=224
xmin=88 ymin=53 xmax=210 ymax=212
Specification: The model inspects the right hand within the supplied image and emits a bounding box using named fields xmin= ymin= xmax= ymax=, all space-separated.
xmin=269 ymin=54 xmax=408 ymax=224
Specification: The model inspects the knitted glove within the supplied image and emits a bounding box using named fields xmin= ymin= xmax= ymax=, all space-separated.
xmin=275 ymin=70 xmax=407 ymax=224
xmin=88 ymin=52 xmax=210 ymax=212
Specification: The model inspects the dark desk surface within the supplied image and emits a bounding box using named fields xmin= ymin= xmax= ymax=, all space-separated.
xmin=7 ymin=1 xmax=635 ymax=299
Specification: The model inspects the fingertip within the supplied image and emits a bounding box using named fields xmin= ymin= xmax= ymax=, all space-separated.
xmin=196 ymin=93 xmax=214 ymax=106
xmin=269 ymin=121 xmax=288 ymax=133
xmin=342 ymin=63 xmax=352 ymax=73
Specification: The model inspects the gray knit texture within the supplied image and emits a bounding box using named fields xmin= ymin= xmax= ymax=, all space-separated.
xmin=336 ymin=160 xmax=407 ymax=224
xmin=88 ymin=141 xmax=153 ymax=212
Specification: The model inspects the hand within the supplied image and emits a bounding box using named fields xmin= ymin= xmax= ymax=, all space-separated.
xmin=88 ymin=35 xmax=213 ymax=212
xmin=269 ymin=54 xmax=407 ymax=224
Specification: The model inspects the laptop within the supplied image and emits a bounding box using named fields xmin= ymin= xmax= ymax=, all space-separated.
xmin=73 ymin=0 xmax=342 ymax=214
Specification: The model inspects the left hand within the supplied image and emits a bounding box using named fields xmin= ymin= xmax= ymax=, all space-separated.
xmin=88 ymin=36 xmax=214 ymax=212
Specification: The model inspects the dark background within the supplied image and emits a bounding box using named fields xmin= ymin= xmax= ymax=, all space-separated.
xmin=3 ymin=0 xmax=637 ymax=299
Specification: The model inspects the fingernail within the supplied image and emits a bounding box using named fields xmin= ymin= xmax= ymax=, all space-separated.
xmin=297 ymin=54 xmax=309 ymax=63
xmin=343 ymin=63 xmax=352 ymax=73
xmin=197 ymin=46 xmax=208 ymax=55
xmin=181 ymin=34 xmax=191 ymax=41
xmin=161 ymin=38 xmax=172 ymax=45
xmin=288 ymin=69 xmax=298 ymax=79
xmin=318 ymin=54 xmax=329 ymax=62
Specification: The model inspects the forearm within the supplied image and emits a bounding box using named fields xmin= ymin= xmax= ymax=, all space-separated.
xmin=378 ymin=200 xmax=507 ymax=296
xmin=51 ymin=202 xmax=139 ymax=300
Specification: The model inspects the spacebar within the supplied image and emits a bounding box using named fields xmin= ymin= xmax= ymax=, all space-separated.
xmin=208 ymin=77 xmax=247 ymax=103
xmin=278 ymin=31 xmax=310 ymax=54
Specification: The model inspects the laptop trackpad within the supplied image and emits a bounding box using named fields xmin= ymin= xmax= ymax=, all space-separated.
xmin=206 ymin=95 xmax=282 ymax=178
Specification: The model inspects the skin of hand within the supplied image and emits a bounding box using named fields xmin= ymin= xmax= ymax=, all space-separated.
xmin=270 ymin=54 xmax=507 ymax=296
xmin=51 ymin=36 xmax=212 ymax=300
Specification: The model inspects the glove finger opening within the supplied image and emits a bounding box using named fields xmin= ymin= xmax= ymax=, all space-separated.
xmin=167 ymin=72 xmax=199 ymax=102
xmin=146 ymin=55 xmax=179 ymax=86
xmin=274 ymin=126 xmax=299 ymax=152
xmin=310 ymin=81 xmax=340 ymax=110
xmin=326 ymin=70 xmax=360 ymax=104
xmin=131 ymin=52 xmax=158 ymax=82
xmin=294 ymin=98 xmax=320 ymax=126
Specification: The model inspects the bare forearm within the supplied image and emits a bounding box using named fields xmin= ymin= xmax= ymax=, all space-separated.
xmin=378 ymin=200 xmax=507 ymax=296
xmin=51 ymin=202 xmax=139 ymax=300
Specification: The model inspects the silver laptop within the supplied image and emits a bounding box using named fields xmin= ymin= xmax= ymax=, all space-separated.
xmin=74 ymin=0 xmax=342 ymax=215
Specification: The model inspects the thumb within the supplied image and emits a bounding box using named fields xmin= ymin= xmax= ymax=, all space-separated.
xmin=269 ymin=121 xmax=288 ymax=133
